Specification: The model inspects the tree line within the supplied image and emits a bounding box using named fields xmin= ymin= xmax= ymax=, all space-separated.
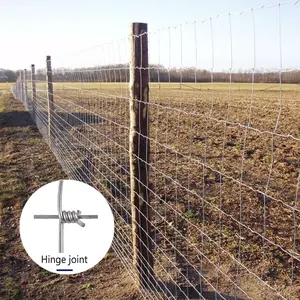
xmin=4 ymin=65 xmax=300 ymax=84
xmin=0 ymin=69 xmax=18 ymax=82
xmin=49 ymin=64 xmax=300 ymax=84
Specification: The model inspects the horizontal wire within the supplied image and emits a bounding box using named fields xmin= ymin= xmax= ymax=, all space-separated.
xmin=34 ymin=215 xmax=98 ymax=219
xmin=26 ymin=92 xmax=300 ymax=263
xmin=29 ymin=93 xmax=244 ymax=299
xmin=34 ymin=90 xmax=299 ymax=216
xmin=26 ymin=92 xmax=293 ymax=299
xmin=42 ymin=115 xmax=194 ymax=299
xmin=35 ymin=81 xmax=300 ymax=142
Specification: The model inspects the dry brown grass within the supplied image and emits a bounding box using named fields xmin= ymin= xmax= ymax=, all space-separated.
xmin=22 ymin=82 xmax=300 ymax=299
xmin=0 ymin=92 xmax=142 ymax=300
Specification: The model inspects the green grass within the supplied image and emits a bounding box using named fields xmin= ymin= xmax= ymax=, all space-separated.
xmin=0 ymin=97 xmax=4 ymax=112
xmin=0 ymin=82 xmax=12 ymax=91
xmin=3 ymin=278 xmax=22 ymax=300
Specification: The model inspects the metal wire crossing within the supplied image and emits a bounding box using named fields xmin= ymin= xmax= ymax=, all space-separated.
xmin=34 ymin=180 xmax=98 ymax=253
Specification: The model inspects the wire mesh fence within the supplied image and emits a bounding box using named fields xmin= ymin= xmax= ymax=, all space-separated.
xmin=12 ymin=1 xmax=300 ymax=299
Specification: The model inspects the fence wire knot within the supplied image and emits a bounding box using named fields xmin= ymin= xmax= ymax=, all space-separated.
xmin=34 ymin=180 xmax=98 ymax=253
xmin=59 ymin=210 xmax=85 ymax=227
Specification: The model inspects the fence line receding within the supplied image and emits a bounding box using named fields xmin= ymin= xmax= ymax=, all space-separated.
xmin=12 ymin=2 xmax=300 ymax=299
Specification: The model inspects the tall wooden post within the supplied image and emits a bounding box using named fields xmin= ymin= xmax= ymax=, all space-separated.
xmin=31 ymin=64 xmax=37 ymax=121
xmin=129 ymin=22 xmax=154 ymax=288
xmin=46 ymin=55 xmax=54 ymax=147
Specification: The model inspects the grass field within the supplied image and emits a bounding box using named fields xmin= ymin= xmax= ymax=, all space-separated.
xmin=0 ymin=82 xmax=12 ymax=91
xmin=13 ymin=80 xmax=300 ymax=299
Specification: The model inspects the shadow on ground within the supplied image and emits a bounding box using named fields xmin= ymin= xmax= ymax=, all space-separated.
xmin=154 ymin=281 xmax=244 ymax=300
xmin=0 ymin=109 xmax=104 ymax=129
xmin=0 ymin=111 xmax=35 ymax=127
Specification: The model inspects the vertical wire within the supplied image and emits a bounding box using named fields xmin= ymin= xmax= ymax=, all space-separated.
xmin=153 ymin=30 xmax=160 ymax=257
xmin=103 ymin=42 xmax=111 ymax=203
xmin=236 ymin=8 xmax=256 ymax=300
xmin=290 ymin=172 xmax=300 ymax=299
xmin=290 ymin=15 xmax=300 ymax=300
xmin=217 ymin=12 xmax=233 ymax=298
xmin=58 ymin=180 xmax=64 ymax=253
xmin=194 ymin=19 xmax=204 ymax=295
xmin=200 ymin=16 xmax=215 ymax=297
xmin=112 ymin=41 xmax=117 ymax=193
xmin=107 ymin=41 xmax=114 ymax=236
xmin=209 ymin=17 xmax=215 ymax=117
xmin=200 ymin=19 xmax=207 ymax=296
xmin=174 ymin=23 xmax=183 ymax=298
xmin=117 ymin=39 xmax=124 ymax=220
xmin=161 ymin=27 xmax=171 ymax=297
xmin=260 ymin=3 xmax=283 ymax=299
xmin=100 ymin=45 xmax=106 ymax=195
xmin=143 ymin=28 xmax=153 ymax=288
xmin=275 ymin=3 xmax=283 ymax=134
xmin=124 ymin=36 xmax=130 ymax=223
xmin=137 ymin=31 xmax=143 ymax=286
xmin=186 ymin=20 xmax=198 ymax=297
xmin=96 ymin=53 xmax=101 ymax=201
xmin=112 ymin=41 xmax=117 ymax=180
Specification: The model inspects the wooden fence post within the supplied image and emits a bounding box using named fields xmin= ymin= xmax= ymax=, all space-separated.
xmin=31 ymin=64 xmax=37 ymax=121
xmin=129 ymin=22 xmax=154 ymax=288
xmin=46 ymin=55 xmax=54 ymax=147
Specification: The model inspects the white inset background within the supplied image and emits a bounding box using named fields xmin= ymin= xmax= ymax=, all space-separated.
xmin=20 ymin=180 xmax=114 ymax=274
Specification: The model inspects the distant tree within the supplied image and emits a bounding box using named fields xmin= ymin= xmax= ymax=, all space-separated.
xmin=0 ymin=69 xmax=17 ymax=82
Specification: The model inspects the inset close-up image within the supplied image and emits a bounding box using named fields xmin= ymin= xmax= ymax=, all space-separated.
xmin=20 ymin=180 xmax=114 ymax=275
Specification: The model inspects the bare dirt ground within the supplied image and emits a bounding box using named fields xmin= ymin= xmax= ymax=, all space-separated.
xmin=9 ymin=81 xmax=300 ymax=299
xmin=44 ymin=83 xmax=300 ymax=299
xmin=0 ymin=92 xmax=142 ymax=300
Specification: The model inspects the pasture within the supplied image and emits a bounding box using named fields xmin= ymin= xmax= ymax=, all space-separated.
xmin=22 ymin=80 xmax=300 ymax=299
xmin=47 ymin=81 xmax=300 ymax=91
xmin=0 ymin=82 xmax=12 ymax=91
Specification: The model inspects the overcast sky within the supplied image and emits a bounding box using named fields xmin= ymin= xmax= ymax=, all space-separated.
xmin=1 ymin=0 xmax=299 ymax=71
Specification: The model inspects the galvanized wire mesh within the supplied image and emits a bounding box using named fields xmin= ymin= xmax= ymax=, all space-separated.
xmin=12 ymin=2 xmax=300 ymax=299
